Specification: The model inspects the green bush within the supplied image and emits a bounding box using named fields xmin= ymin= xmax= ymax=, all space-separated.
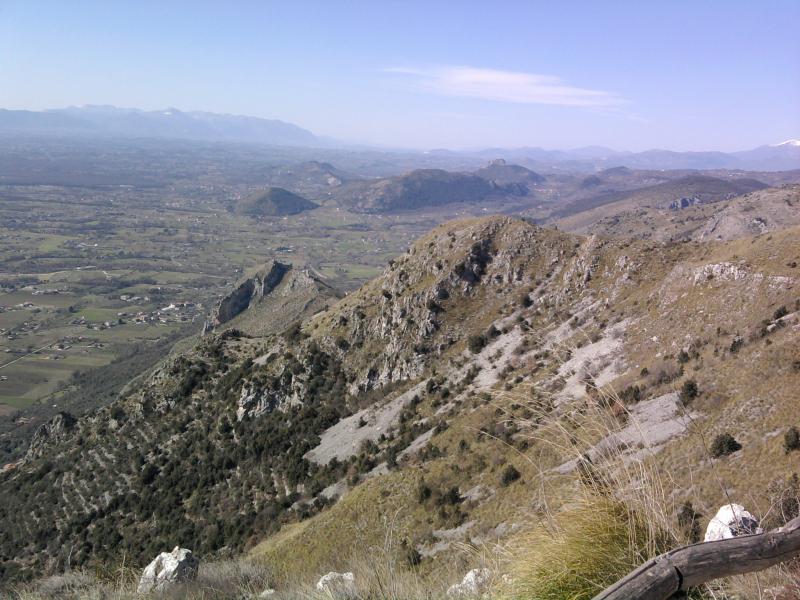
xmin=784 ymin=427 xmax=800 ymax=453
xmin=416 ymin=481 xmax=432 ymax=504
xmin=500 ymin=464 xmax=521 ymax=486
xmin=679 ymin=379 xmax=698 ymax=405
xmin=467 ymin=334 xmax=487 ymax=354
xmin=710 ymin=433 xmax=741 ymax=458
xmin=676 ymin=501 xmax=702 ymax=543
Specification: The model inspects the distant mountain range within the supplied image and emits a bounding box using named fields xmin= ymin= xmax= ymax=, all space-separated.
xmin=460 ymin=140 xmax=800 ymax=172
xmin=0 ymin=105 xmax=318 ymax=146
xmin=0 ymin=105 xmax=798 ymax=171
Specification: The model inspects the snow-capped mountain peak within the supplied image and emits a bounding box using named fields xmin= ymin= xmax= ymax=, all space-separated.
xmin=774 ymin=139 xmax=800 ymax=147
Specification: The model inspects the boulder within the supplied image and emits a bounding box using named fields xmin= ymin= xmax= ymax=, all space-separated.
xmin=447 ymin=568 xmax=492 ymax=598
xmin=704 ymin=504 xmax=763 ymax=542
xmin=316 ymin=571 xmax=356 ymax=597
xmin=137 ymin=546 xmax=199 ymax=593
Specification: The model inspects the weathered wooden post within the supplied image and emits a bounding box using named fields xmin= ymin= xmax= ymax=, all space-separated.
xmin=592 ymin=515 xmax=800 ymax=599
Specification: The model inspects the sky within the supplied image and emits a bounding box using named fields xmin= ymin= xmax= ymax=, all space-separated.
xmin=0 ymin=0 xmax=798 ymax=151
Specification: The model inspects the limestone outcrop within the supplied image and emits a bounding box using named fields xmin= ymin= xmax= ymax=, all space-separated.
xmin=447 ymin=568 xmax=492 ymax=598
xmin=316 ymin=571 xmax=356 ymax=597
xmin=704 ymin=504 xmax=763 ymax=541
xmin=137 ymin=546 xmax=199 ymax=593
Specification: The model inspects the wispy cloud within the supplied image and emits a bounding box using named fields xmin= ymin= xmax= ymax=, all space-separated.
xmin=384 ymin=65 xmax=623 ymax=107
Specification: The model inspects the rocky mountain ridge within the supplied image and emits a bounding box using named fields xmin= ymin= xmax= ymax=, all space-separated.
xmin=567 ymin=184 xmax=800 ymax=242
xmin=1 ymin=215 xmax=798 ymax=589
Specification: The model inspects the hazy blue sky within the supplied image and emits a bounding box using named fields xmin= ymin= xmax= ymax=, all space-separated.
xmin=0 ymin=1 xmax=798 ymax=150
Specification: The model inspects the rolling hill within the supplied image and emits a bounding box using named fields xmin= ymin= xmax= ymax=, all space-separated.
xmin=233 ymin=187 xmax=319 ymax=217
xmin=473 ymin=159 xmax=545 ymax=190
xmin=335 ymin=168 xmax=526 ymax=213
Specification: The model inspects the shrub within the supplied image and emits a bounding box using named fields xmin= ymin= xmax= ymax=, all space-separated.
xmin=403 ymin=544 xmax=422 ymax=568
xmin=619 ymin=385 xmax=641 ymax=404
xmin=425 ymin=298 xmax=441 ymax=312
xmin=785 ymin=427 xmax=800 ymax=453
xmin=774 ymin=305 xmax=789 ymax=320
xmin=676 ymin=501 xmax=703 ymax=543
xmin=467 ymin=334 xmax=487 ymax=354
xmin=679 ymin=379 xmax=698 ymax=405
xmin=764 ymin=473 xmax=800 ymax=529
xmin=437 ymin=486 xmax=462 ymax=506
xmin=710 ymin=433 xmax=742 ymax=458
xmin=416 ymin=481 xmax=432 ymax=504
xmin=500 ymin=464 xmax=521 ymax=486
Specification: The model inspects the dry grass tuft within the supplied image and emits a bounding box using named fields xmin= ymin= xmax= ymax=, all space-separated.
xmin=502 ymin=496 xmax=672 ymax=600
xmin=494 ymin=383 xmax=688 ymax=600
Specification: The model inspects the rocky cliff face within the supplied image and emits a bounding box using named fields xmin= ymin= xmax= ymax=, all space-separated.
xmin=214 ymin=263 xmax=338 ymax=338
xmin=209 ymin=261 xmax=291 ymax=328
xmin=24 ymin=412 xmax=77 ymax=461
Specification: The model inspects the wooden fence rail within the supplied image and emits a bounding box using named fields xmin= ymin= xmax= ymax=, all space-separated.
xmin=592 ymin=515 xmax=800 ymax=599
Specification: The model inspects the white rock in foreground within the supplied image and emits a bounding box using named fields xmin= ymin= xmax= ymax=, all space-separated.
xmin=316 ymin=571 xmax=356 ymax=597
xmin=704 ymin=504 xmax=763 ymax=542
xmin=137 ymin=546 xmax=199 ymax=593
xmin=447 ymin=568 xmax=492 ymax=598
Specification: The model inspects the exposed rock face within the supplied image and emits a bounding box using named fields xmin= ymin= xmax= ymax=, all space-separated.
xmin=316 ymin=571 xmax=356 ymax=597
xmin=447 ymin=568 xmax=492 ymax=598
xmin=236 ymin=383 xmax=281 ymax=421
xmin=25 ymin=412 xmax=77 ymax=461
xmin=137 ymin=546 xmax=199 ymax=593
xmin=704 ymin=504 xmax=763 ymax=541
xmin=205 ymin=261 xmax=291 ymax=332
